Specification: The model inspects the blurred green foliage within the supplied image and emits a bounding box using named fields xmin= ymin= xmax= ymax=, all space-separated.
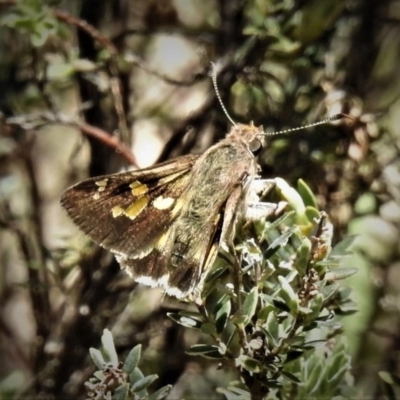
xmin=0 ymin=0 xmax=399 ymax=398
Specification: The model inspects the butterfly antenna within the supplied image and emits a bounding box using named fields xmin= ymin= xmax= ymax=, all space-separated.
xmin=211 ymin=62 xmax=237 ymax=126
xmin=264 ymin=113 xmax=349 ymax=137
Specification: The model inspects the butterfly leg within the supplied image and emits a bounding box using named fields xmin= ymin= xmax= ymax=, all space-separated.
xmin=251 ymin=178 xmax=276 ymax=198
xmin=218 ymin=186 xmax=247 ymax=308
xmin=246 ymin=179 xmax=287 ymax=221
xmin=245 ymin=201 xmax=287 ymax=221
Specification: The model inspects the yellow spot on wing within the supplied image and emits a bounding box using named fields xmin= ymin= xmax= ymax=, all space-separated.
xmin=153 ymin=196 xmax=175 ymax=210
xmin=124 ymin=196 xmax=149 ymax=219
xmin=93 ymin=192 xmax=100 ymax=200
xmin=130 ymin=181 xmax=148 ymax=196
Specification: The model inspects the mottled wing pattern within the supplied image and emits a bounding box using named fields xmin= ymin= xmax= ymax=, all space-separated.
xmin=60 ymin=154 xmax=199 ymax=259
xmin=118 ymin=209 xmax=224 ymax=298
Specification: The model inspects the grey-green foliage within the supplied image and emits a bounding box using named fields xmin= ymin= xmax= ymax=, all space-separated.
xmin=168 ymin=179 xmax=359 ymax=399
xmin=0 ymin=0 xmax=59 ymax=47
xmin=86 ymin=330 xmax=172 ymax=400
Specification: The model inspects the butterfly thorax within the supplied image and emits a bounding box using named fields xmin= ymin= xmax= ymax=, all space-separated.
xmin=168 ymin=125 xmax=262 ymax=282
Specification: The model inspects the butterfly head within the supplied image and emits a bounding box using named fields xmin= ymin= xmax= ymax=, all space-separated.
xmin=227 ymin=122 xmax=265 ymax=156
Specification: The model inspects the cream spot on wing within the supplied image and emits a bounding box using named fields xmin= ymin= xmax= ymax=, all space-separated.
xmin=93 ymin=192 xmax=100 ymax=200
xmin=111 ymin=205 xmax=124 ymax=218
xmin=153 ymin=196 xmax=175 ymax=210
xmin=130 ymin=180 xmax=148 ymax=196
xmin=95 ymin=179 xmax=108 ymax=192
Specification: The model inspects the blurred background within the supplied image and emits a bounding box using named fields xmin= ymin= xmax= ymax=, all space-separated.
xmin=0 ymin=0 xmax=399 ymax=398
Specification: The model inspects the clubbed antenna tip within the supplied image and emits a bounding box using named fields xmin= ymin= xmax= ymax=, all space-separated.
xmin=264 ymin=113 xmax=352 ymax=137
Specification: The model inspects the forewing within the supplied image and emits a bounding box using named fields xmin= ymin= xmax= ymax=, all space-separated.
xmin=60 ymin=154 xmax=198 ymax=258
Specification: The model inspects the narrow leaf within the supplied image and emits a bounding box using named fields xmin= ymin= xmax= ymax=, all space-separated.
xmin=146 ymin=384 xmax=173 ymax=400
xmin=167 ymin=313 xmax=202 ymax=329
xmin=132 ymin=374 xmax=158 ymax=392
xmin=278 ymin=276 xmax=299 ymax=315
xmin=101 ymin=329 xmax=118 ymax=366
xmin=122 ymin=344 xmax=141 ymax=374
xmin=89 ymin=348 xmax=105 ymax=369
xmin=325 ymin=267 xmax=358 ymax=281
xmin=187 ymin=344 xmax=220 ymax=355
xmin=297 ymin=179 xmax=318 ymax=208
xmin=281 ymin=370 xmax=302 ymax=384
xmin=215 ymin=298 xmax=231 ymax=334
xmin=241 ymin=287 xmax=258 ymax=325
xmin=112 ymin=383 xmax=129 ymax=400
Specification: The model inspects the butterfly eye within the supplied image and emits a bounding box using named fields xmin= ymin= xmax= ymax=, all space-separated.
xmin=249 ymin=139 xmax=262 ymax=155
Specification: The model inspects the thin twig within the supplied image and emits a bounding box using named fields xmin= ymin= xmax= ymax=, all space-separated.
xmin=5 ymin=112 xmax=138 ymax=167
xmin=53 ymin=8 xmax=131 ymax=145
xmin=53 ymin=8 xmax=118 ymax=55
xmin=75 ymin=120 xmax=137 ymax=166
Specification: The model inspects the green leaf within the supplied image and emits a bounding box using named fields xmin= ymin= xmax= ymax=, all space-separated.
xmin=305 ymin=359 xmax=325 ymax=394
xmin=278 ymin=276 xmax=299 ymax=315
xmin=129 ymin=368 xmax=147 ymax=398
xmin=201 ymin=322 xmax=217 ymax=335
xmin=297 ymin=178 xmax=318 ymax=208
xmin=89 ymin=348 xmax=105 ymax=369
xmin=378 ymin=371 xmax=400 ymax=386
xmin=295 ymin=237 xmax=311 ymax=275
xmin=316 ymin=320 xmax=342 ymax=330
xmin=338 ymin=300 xmax=358 ymax=314
xmin=258 ymin=304 xmax=275 ymax=321
xmin=267 ymin=209 xmax=295 ymax=230
xmin=275 ymin=178 xmax=308 ymax=224
xmin=325 ymin=267 xmax=358 ymax=281
xmin=266 ymin=226 xmax=297 ymax=256
xmin=236 ymin=354 xmax=262 ymax=373
xmin=218 ymin=385 xmax=251 ymax=399
xmin=167 ymin=313 xmax=202 ymax=329
xmin=272 ymin=299 xmax=291 ymax=312
xmin=187 ymin=344 xmax=219 ymax=355
xmin=281 ymin=370 xmax=302 ymax=384
xmin=101 ymin=329 xmax=118 ymax=366
xmin=320 ymin=283 xmax=339 ymax=303
xmin=217 ymin=386 xmax=251 ymax=400
xmin=47 ymin=62 xmax=75 ymax=81
xmin=241 ymin=287 xmax=258 ymax=325
xmin=112 ymin=383 xmax=129 ymax=400
xmin=284 ymin=350 xmax=303 ymax=364
xmin=0 ymin=13 xmax=21 ymax=28
xmin=330 ymin=235 xmax=357 ymax=257
xmin=129 ymin=367 xmax=144 ymax=388
xmin=186 ymin=344 xmax=223 ymax=359
xmin=263 ymin=312 xmax=279 ymax=347
xmin=122 ymin=344 xmax=141 ymax=374
xmin=146 ymin=384 xmax=173 ymax=400
xmin=132 ymin=374 xmax=158 ymax=392
xmin=305 ymin=206 xmax=320 ymax=222
xmin=304 ymin=293 xmax=324 ymax=325
xmin=215 ymin=298 xmax=231 ymax=334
